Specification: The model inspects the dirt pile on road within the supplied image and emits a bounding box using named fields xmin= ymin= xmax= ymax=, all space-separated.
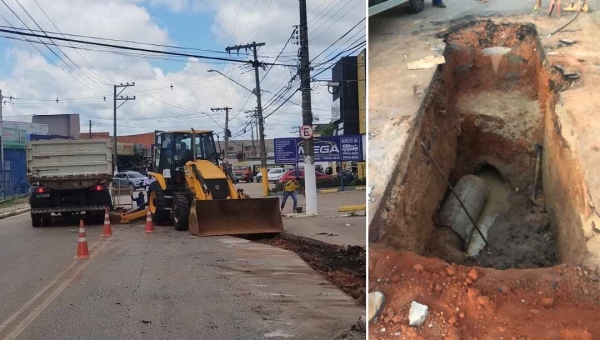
xmin=258 ymin=234 xmax=366 ymax=303
xmin=369 ymin=248 xmax=600 ymax=339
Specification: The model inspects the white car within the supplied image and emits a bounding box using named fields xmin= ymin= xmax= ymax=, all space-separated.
xmin=267 ymin=168 xmax=285 ymax=183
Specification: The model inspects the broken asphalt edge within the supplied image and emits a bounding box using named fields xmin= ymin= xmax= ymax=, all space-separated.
xmin=0 ymin=207 xmax=30 ymax=220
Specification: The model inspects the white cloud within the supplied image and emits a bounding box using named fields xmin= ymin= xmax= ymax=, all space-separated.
xmin=0 ymin=0 xmax=366 ymax=138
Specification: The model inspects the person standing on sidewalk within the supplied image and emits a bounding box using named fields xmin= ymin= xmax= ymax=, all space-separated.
xmin=281 ymin=177 xmax=300 ymax=212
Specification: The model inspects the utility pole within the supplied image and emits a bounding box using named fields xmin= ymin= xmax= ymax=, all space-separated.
xmin=226 ymin=42 xmax=269 ymax=197
xmin=245 ymin=109 xmax=257 ymax=156
xmin=88 ymin=120 xmax=92 ymax=139
xmin=211 ymin=107 xmax=232 ymax=165
xmin=298 ymin=0 xmax=317 ymax=215
xmin=113 ymin=83 xmax=136 ymax=175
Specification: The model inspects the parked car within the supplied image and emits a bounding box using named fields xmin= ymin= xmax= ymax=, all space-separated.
xmin=233 ymin=164 xmax=254 ymax=183
xmin=113 ymin=171 xmax=147 ymax=190
xmin=267 ymin=168 xmax=285 ymax=183
xmin=279 ymin=169 xmax=333 ymax=183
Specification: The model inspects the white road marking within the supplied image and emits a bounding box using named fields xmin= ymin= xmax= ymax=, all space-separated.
xmin=1 ymin=230 xmax=118 ymax=340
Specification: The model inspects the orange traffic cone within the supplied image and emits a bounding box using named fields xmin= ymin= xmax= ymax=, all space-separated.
xmin=144 ymin=209 xmax=154 ymax=233
xmin=76 ymin=220 xmax=91 ymax=259
xmin=102 ymin=209 xmax=112 ymax=237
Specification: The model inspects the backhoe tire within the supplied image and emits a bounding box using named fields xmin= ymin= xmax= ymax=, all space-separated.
xmin=149 ymin=182 xmax=170 ymax=224
xmin=173 ymin=193 xmax=191 ymax=231
xmin=409 ymin=0 xmax=425 ymax=13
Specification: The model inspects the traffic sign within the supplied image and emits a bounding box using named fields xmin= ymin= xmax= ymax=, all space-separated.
xmin=300 ymin=125 xmax=313 ymax=140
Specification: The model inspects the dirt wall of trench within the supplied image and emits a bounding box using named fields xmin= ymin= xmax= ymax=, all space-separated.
xmin=368 ymin=64 xmax=459 ymax=253
xmin=535 ymin=41 xmax=593 ymax=264
xmin=370 ymin=21 xmax=597 ymax=267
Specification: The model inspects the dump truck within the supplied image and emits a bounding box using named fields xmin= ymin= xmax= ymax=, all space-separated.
xmin=147 ymin=129 xmax=283 ymax=236
xmin=26 ymin=139 xmax=113 ymax=227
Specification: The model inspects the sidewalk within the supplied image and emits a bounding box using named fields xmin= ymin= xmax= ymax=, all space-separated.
xmin=282 ymin=215 xmax=365 ymax=247
xmin=279 ymin=189 xmax=366 ymax=248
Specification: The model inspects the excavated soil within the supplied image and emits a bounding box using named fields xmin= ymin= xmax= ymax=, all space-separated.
xmin=255 ymin=234 xmax=366 ymax=303
xmin=369 ymin=20 xmax=600 ymax=338
xmin=369 ymin=249 xmax=600 ymax=340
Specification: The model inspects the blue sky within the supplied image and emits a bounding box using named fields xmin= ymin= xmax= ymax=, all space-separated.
xmin=0 ymin=0 xmax=365 ymax=137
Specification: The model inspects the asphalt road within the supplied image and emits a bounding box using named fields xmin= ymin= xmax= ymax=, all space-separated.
xmin=0 ymin=212 xmax=363 ymax=339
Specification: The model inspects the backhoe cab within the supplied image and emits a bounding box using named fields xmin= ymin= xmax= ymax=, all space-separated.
xmin=147 ymin=130 xmax=283 ymax=236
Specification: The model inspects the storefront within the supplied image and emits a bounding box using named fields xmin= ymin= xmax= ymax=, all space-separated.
xmin=1 ymin=128 xmax=29 ymax=198
xmin=116 ymin=142 xmax=148 ymax=173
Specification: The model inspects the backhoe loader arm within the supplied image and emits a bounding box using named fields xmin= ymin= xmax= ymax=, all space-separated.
xmin=184 ymin=163 xmax=212 ymax=200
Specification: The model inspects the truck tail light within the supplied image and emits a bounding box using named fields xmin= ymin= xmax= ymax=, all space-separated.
xmin=91 ymin=185 xmax=104 ymax=191
xmin=36 ymin=187 xmax=49 ymax=193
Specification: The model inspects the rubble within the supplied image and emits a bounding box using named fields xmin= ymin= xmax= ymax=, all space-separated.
xmin=408 ymin=301 xmax=429 ymax=326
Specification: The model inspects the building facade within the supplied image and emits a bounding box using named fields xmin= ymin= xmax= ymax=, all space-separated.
xmin=32 ymin=114 xmax=80 ymax=138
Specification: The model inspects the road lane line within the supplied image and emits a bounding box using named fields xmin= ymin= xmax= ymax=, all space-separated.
xmin=3 ymin=230 xmax=119 ymax=340
xmin=0 ymin=230 xmax=112 ymax=336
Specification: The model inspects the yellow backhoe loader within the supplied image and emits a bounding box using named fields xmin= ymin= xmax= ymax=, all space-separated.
xmin=146 ymin=129 xmax=283 ymax=236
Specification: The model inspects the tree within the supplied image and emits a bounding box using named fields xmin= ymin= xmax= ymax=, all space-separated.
xmin=320 ymin=124 xmax=335 ymax=136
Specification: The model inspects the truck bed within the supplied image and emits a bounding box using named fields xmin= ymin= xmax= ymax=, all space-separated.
xmin=27 ymin=139 xmax=113 ymax=185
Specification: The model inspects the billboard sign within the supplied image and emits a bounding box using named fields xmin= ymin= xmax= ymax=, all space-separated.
xmin=274 ymin=135 xmax=363 ymax=163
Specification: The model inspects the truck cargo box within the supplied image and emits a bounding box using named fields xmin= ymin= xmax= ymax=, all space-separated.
xmin=27 ymin=139 xmax=113 ymax=187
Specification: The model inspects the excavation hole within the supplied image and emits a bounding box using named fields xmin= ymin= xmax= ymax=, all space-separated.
xmin=372 ymin=21 xmax=591 ymax=270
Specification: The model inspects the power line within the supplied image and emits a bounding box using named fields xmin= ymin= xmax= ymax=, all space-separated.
xmin=32 ymin=0 xmax=115 ymax=86
xmin=0 ymin=27 xmax=296 ymax=66
xmin=0 ymin=7 xmax=107 ymax=95
xmin=310 ymin=18 xmax=365 ymax=62
xmin=12 ymin=0 xmax=110 ymax=92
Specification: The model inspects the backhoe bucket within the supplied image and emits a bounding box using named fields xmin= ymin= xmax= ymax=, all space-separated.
xmin=188 ymin=197 xmax=284 ymax=236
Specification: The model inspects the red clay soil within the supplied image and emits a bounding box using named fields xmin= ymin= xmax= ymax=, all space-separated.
xmin=257 ymin=234 xmax=366 ymax=303
xmin=369 ymin=248 xmax=600 ymax=340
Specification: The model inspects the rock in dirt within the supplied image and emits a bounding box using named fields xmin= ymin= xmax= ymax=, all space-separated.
xmin=468 ymin=269 xmax=479 ymax=281
xmin=468 ymin=288 xmax=481 ymax=301
xmin=413 ymin=264 xmax=424 ymax=272
xmin=477 ymin=296 xmax=491 ymax=306
xmin=446 ymin=266 xmax=457 ymax=276
xmin=541 ymin=297 xmax=554 ymax=309
xmin=445 ymin=326 xmax=461 ymax=340
xmin=524 ymin=213 xmax=550 ymax=231
xmin=356 ymin=315 xmax=366 ymax=331
xmin=409 ymin=301 xmax=429 ymax=326
xmin=369 ymin=291 xmax=385 ymax=322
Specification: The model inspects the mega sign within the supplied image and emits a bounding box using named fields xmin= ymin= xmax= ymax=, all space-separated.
xmin=274 ymin=136 xmax=363 ymax=163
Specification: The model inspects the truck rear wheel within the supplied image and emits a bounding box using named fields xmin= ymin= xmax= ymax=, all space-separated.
xmin=149 ymin=182 xmax=170 ymax=224
xmin=31 ymin=214 xmax=42 ymax=227
xmin=173 ymin=192 xmax=190 ymax=231
xmin=42 ymin=214 xmax=52 ymax=226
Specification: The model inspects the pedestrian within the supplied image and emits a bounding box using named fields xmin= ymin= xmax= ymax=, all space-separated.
xmin=131 ymin=192 xmax=147 ymax=211
xmin=281 ymin=177 xmax=300 ymax=212
xmin=433 ymin=0 xmax=446 ymax=8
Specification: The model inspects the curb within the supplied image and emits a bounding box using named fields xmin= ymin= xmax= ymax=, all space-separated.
xmin=338 ymin=205 xmax=366 ymax=212
xmin=355 ymin=186 xmax=366 ymax=191
xmin=0 ymin=207 xmax=30 ymax=220
xmin=320 ymin=188 xmax=339 ymax=194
